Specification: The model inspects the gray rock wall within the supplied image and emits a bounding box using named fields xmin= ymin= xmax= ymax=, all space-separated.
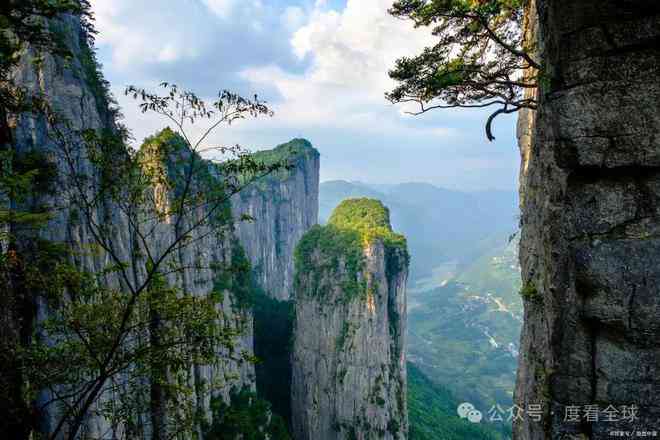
xmin=232 ymin=141 xmax=319 ymax=300
xmin=291 ymin=209 xmax=408 ymax=440
xmin=8 ymin=14 xmax=317 ymax=439
xmin=514 ymin=1 xmax=660 ymax=439
xmin=11 ymin=17 xmax=255 ymax=438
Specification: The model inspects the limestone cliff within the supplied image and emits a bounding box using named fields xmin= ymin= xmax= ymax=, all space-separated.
xmin=515 ymin=1 xmax=660 ymax=439
xmin=232 ymin=139 xmax=319 ymax=300
xmin=10 ymin=18 xmax=255 ymax=434
xmin=6 ymin=13 xmax=316 ymax=439
xmin=291 ymin=198 xmax=409 ymax=440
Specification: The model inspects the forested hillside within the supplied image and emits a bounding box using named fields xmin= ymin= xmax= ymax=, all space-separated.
xmin=407 ymin=363 xmax=510 ymax=440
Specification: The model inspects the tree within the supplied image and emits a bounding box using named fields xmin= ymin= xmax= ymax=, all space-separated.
xmin=205 ymin=386 xmax=291 ymax=440
xmin=1 ymin=3 xmax=93 ymax=439
xmin=1 ymin=8 xmax=294 ymax=440
xmin=386 ymin=0 xmax=539 ymax=141
xmin=19 ymin=82 xmax=289 ymax=440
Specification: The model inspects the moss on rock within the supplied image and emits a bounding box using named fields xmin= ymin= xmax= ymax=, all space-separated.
xmin=294 ymin=198 xmax=408 ymax=301
xmin=328 ymin=198 xmax=407 ymax=252
xmin=519 ymin=280 xmax=541 ymax=302
xmin=249 ymin=138 xmax=316 ymax=166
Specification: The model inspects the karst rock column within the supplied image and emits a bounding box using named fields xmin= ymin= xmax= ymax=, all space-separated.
xmin=291 ymin=199 xmax=409 ymax=440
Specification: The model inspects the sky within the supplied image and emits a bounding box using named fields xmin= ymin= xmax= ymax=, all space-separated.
xmin=90 ymin=0 xmax=521 ymax=191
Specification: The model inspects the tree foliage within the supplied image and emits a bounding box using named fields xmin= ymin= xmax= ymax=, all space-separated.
xmin=386 ymin=0 xmax=538 ymax=140
xmin=294 ymin=198 xmax=408 ymax=301
xmin=1 ymin=11 xmax=293 ymax=438
xmin=407 ymin=362 xmax=509 ymax=440
xmin=205 ymin=387 xmax=291 ymax=440
xmin=328 ymin=198 xmax=407 ymax=251
xmin=19 ymin=82 xmax=288 ymax=440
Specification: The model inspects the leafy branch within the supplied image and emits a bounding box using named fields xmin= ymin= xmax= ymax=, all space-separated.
xmin=386 ymin=0 xmax=539 ymax=141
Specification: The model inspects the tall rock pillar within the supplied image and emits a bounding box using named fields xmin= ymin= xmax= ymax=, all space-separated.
xmin=291 ymin=199 xmax=408 ymax=440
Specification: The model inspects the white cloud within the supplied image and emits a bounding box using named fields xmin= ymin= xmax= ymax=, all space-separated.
xmin=91 ymin=0 xmax=203 ymax=69
xmin=89 ymin=0 xmax=520 ymax=189
xmin=90 ymin=0 xmax=438 ymax=134
xmin=281 ymin=6 xmax=306 ymax=31
xmin=241 ymin=0 xmax=442 ymax=137
xmin=201 ymin=0 xmax=236 ymax=18
xmin=157 ymin=44 xmax=179 ymax=62
xmin=90 ymin=0 xmax=284 ymax=72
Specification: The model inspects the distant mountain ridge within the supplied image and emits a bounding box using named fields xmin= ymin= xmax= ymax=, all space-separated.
xmin=320 ymin=180 xmax=519 ymax=279
xmin=320 ymin=179 xmax=522 ymax=434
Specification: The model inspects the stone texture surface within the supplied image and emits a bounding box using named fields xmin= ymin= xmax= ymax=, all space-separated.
xmin=291 ymin=234 xmax=408 ymax=440
xmin=8 ymin=15 xmax=317 ymax=439
xmin=514 ymin=1 xmax=660 ymax=439
xmin=11 ymin=17 xmax=255 ymax=439
xmin=232 ymin=144 xmax=319 ymax=300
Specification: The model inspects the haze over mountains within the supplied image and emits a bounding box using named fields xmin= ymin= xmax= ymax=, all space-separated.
xmin=320 ymin=180 xmax=519 ymax=279
xmin=320 ymin=179 xmax=521 ymax=439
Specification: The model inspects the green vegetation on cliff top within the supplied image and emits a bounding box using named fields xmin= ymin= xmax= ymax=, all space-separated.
xmin=241 ymin=138 xmax=318 ymax=191
xmin=138 ymin=127 xmax=235 ymax=226
xmin=249 ymin=138 xmax=317 ymax=165
xmin=140 ymin=127 xmax=189 ymax=153
xmin=328 ymin=198 xmax=407 ymax=251
xmin=294 ymin=199 xmax=408 ymax=300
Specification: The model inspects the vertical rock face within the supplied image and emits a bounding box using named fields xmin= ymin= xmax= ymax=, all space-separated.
xmin=515 ymin=1 xmax=660 ymax=439
xmin=232 ymin=139 xmax=320 ymax=300
xmin=6 ymin=14 xmax=315 ymax=439
xmin=291 ymin=199 xmax=408 ymax=440
xmin=11 ymin=25 xmax=256 ymax=434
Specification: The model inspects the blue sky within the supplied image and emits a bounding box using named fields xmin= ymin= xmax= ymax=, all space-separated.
xmin=90 ymin=0 xmax=520 ymax=191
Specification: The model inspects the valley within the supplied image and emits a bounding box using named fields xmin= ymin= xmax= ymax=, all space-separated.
xmin=320 ymin=180 xmax=521 ymax=439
